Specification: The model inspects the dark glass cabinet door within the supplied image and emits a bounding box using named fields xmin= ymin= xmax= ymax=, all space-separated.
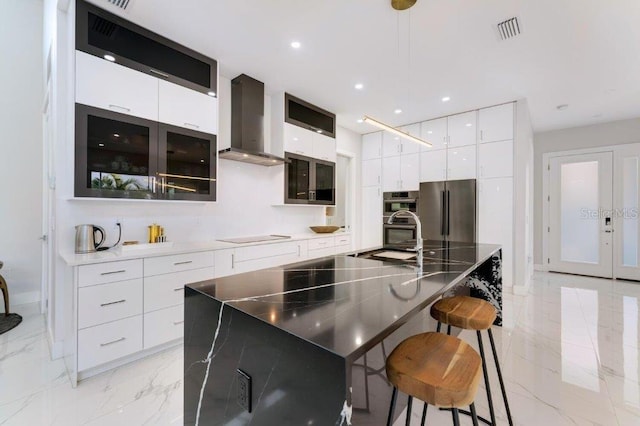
xmin=158 ymin=125 xmax=217 ymax=201
xmin=285 ymin=155 xmax=311 ymax=204
xmin=75 ymin=104 xmax=157 ymax=199
xmin=313 ymin=160 xmax=335 ymax=205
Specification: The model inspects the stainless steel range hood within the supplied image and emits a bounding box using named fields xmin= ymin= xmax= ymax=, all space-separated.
xmin=218 ymin=74 xmax=285 ymax=166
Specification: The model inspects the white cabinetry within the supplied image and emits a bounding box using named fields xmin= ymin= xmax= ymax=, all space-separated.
xmin=78 ymin=279 xmax=143 ymax=329
xmin=382 ymin=154 xmax=419 ymax=191
xmin=479 ymin=140 xmax=513 ymax=178
xmin=283 ymin=122 xmax=314 ymax=156
xmin=420 ymin=149 xmax=447 ymax=182
xmin=362 ymin=186 xmax=383 ymax=249
xmin=447 ymin=111 xmax=476 ymax=147
xmin=479 ymin=103 xmax=513 ymax=143
xmin=158 ymin=80 xmax=218 ymax=134
xmin=313 ymin=133 xmax=337 ymax=162
xmin=420 ymin=118 xmax=448 ymax=151
xmin=76 ymin=51 xmax=159 ymax=121
xmin=362 ymin=132 xmax=383 ymax=160
xmin=447 ymin=145 xmax=477 ymax=180
xmin=362 ymin=159 xmax=382 ymax=187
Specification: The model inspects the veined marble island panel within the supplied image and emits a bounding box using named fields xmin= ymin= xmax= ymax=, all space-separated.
xmin=184 ymin=242 xmax=502 ymax=425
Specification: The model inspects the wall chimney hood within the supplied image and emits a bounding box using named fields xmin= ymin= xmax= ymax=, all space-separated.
xmin=218 ymin=74 xmax=286 ymax=166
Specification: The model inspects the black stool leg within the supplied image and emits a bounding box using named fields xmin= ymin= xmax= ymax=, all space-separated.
xmin=488 ymin=328 xmax=513 ymax=426
xmin=421 ymin=403 xmax=428 ymax=426
xmin=452 ymin=408 xmax=461 ymax=426
xmin=363 ymin=352 xmax=370 ymax=412
xmin=436 ymin=321 xmax=442 ymax=333
xmin=470 ymin=403 xmax=479 ymax=426
xmin=405 ymin=396 xmax=413 ymax=426
xmin=387 ymin=387 xmax=398 ymax=426
xmin=447 ymin=324 xmax=452 ymax=335
xmin=477 ymin=331 xmax=497 ymax=426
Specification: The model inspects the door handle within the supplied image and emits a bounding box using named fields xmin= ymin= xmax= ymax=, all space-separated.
xmin=441 ymin=190 xmax=446 ymax=236
xmin=446 ymin=190 xmax=451 ymax=235
xmin=604 ymin=230 xmax=613 ymax=233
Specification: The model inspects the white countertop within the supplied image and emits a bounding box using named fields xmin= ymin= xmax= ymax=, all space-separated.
xmin=61 ymin=231 xmax=351 ymax=266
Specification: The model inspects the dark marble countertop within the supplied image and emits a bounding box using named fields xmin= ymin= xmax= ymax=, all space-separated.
xmin=187 ymin=240 xmax=500 ymax=363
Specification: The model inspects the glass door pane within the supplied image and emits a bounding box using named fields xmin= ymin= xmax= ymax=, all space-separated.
xmin=560 ymin=161 xmax=600 ymax=263
xmin=314 ymin=162 xmax=335 ymax=204
xmin=622 ymin=157 xmax=639 ymax=267
xmin=286 ymin=156 xmax=310 ymax=202
xmin=160 ymin=127 xmax=216 ymax=201
xmin=76 ymin=105 xmax=156 ymax=199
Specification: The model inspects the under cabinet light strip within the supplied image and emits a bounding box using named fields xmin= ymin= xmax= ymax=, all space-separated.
xmin=363 ymin=116 xmax=433 ymax=148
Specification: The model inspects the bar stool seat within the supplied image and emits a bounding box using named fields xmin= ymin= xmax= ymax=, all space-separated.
xmin=431 ymin=295 xmax=513 ymax=426
xmin=430 ymin=295 xmax=496 ymax=330
xmin=386 ymin=332 xmax=482 ymax=425
xmin=0 ymin=261 xmax=9 ymax=316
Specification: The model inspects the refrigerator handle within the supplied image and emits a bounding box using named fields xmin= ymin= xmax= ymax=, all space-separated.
xmin=441 ymin=190 xmax=446 ymax=236
xmin=446 ymin=190 xmax=451 ymax=235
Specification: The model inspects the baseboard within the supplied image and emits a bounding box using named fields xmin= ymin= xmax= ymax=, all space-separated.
xmin=1 ymin=291 xmax=40 ymax=313
xmin=534 ymin=264 xmax=548 ymax=272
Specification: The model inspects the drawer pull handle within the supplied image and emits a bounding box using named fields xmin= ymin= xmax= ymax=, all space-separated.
xmin=173 ymin=320 xmax=184 ymax=325
xmin=100 ymin=270 xmax=126 ymax=276
xmin=173 ymin=287 xmax=184 ymax=292
xmin=174 ymin=261 xmax=193 ymax=266
xmin=100 ymin=299 xmax=126 ymax=307
xmin=184 ymin=122 xmax=200 ymax=129
xmin=100 ymin=337 xmax=126 ymax=347
xmin=108 ymin=104 xmax=131 ymax=112
xmin=149 ymin=68 xmax=169 ymax=78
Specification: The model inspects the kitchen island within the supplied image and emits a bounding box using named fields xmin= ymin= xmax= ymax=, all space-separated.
xmin=184 ymin=241 xmax=502 ymax=425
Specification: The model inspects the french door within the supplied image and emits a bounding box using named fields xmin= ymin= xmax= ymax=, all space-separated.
xmin=614 ymin=144 xmax=640 ymax=280
xmin=549 ymin=152 xmax=613 ymax=278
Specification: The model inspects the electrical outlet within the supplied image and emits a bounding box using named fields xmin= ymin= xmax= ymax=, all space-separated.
xmin=237 ymin=369 xmax=251 ymax=413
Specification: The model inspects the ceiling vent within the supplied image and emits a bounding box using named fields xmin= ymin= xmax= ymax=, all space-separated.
xmin=106 ymin=0 xmax=132 ymax=10
xmin=497 ymin=17 xmax=521 ymax=41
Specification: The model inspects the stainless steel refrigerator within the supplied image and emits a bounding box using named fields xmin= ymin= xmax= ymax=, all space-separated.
xmin=418 ymin=179 xmax=476 ymax=242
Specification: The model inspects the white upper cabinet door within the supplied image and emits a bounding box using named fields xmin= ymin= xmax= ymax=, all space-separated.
xmin=479 ymin=103 xmax=514 ymax=143
xmin=312 ymin=133 xmax=337 ymax=162
xmin=76 ymin=51 xmax=158 ymax=121
xmin=362 ymin=132 xmax=383 ymax=160
xmin=362 ymin=186 xmax=383 ymax=249
xmin=420 ymin=118 xmax=448 ymax=151
xmin=362 ymin=159 xmax=382 ymax=187
xmin=400 ymin=153 xmax=420 ymax=190
xmin=158 ymin=80 xmax=218 ymax=134
xmin=479 ymin=140 xmax=513 ymax=178
xmin=382 ymin=131 xmax=402 ymax=157
xmin=420 ymin=150 xmax=447 ymax=182
xmin=399 ymin=124 xmax=421 ymax=155
xmin=283 ymin=122 xmax=313 ymax=156
xmin=447 ymin=111 xmax=477 ymax=147
xmin=382 ymin=155 xmax=401 ymax=191
xmin=447 ymin=145 xmax=477 ymax=180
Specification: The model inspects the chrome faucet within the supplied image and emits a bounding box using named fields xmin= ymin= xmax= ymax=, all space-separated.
xmin=387 ymin=210 xmax=423 ymax=269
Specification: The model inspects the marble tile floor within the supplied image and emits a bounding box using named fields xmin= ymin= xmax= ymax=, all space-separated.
xmin=1 ymin=271 xmax=639 ymax=425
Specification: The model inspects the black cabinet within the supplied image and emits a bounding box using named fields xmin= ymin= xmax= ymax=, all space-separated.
xmin=75 ymin=104 xmax=216 ymax=201
xmin=285 ymin=93 xmax=336 ymax=138
xmin=284 ymin=152 xmax=335 ymax=205
xmin=76 ymin=0 xmax=217 ymax=95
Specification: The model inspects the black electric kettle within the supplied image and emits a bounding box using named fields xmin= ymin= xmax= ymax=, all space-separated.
xmin=74 ymin=224 xmax=106 ymax=254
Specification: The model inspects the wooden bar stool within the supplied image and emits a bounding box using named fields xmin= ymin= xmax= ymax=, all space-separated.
xmin=385 ymin=332 xmax=482 ymax=426
xmin=431 ymin=295 xmax=513 ymax=426
xmin=0 ymin=261 xmax=9 ymax=316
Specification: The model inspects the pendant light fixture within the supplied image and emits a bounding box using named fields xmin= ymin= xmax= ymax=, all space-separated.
xmin=391 ymin=0 xmax=417 ymax=11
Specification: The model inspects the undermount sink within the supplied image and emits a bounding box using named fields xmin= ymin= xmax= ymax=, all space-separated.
xmin=349 ymin=247 xmax=419 ymax=264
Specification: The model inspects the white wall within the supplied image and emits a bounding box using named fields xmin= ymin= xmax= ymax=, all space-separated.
xmin=0 ymin=0 xmax=44 ymax=308
xmin=533 ymin=117 xmax=640 ymax=264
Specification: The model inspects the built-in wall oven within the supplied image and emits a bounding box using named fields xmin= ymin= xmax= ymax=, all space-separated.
xmin=383 ymin=191 xmax=419 ymax=246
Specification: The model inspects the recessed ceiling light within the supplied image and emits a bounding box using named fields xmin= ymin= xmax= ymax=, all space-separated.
xmin=98 ymin=143 xmax=105 ymax=147
xmin=441 ymin=96 xmax=451 ymax=102
xmin=290 ymin=41 xmax=301 ymax=49
xmin=207 ymin=91 xmax=216 ymax=97
xmin=357 ymin=119 xmax=363 ymax=123
xmin=557 ymin=104 xmax=569 ymax=111
xmin=113 ymin=133 xmax=120 ymax=138
xmin=465 ymin=123 xmax=472 ymax=127
xmin=103 ymin=54 xmax=116 ymax=62
xmin=354 ymin=83 xmax=364 ymax=90
xmin=394 ymin=109 xmax=402 ymax=114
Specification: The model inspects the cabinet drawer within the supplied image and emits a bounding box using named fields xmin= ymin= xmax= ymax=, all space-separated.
xmin=144 ymin=268 xmax=214 ymax=313
xmin=235 ymin=241 xmax=299 ymax=263
xmin=78 ymin=259 xmax=143 ymax=287
xmin=144 ymin=305 xmax=184 ymax=349
xmin=144 ymin=251 xmax=214 ymax=277
xmin=76 ymin=51 xmax=159 ymax=121
xmin=78 ymin=279 xmax=143 ymax=329
xmin=308 ymin=247 xmax=336 ymax=259
xmin=158 ymin=80 xmax=218 ymax=134
xmin=78 ymin=315 xmax=142 ymax=371
xmin=334 ymin=234 xmax=351 ymax=247
xmin=308 ymin=237 xmax=335 ymax=251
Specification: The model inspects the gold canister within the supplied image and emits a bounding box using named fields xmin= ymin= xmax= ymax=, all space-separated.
xmin=148 ymin=224 xmax=161 ymax=243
